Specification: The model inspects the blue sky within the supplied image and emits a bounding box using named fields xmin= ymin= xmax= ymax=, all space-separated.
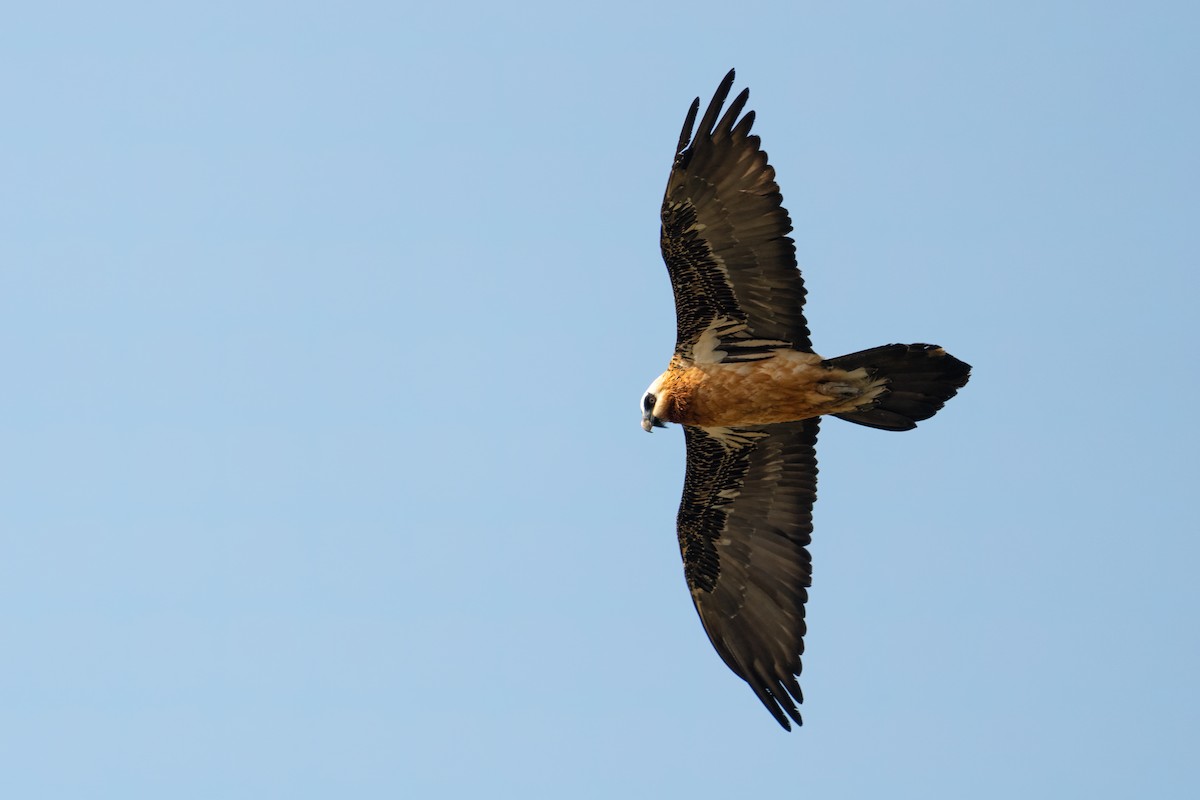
xmin=2 ymin=1 xmax=1198 ymax=796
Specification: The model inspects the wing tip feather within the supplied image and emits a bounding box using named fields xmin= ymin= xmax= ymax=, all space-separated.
xmin=675 ymin=98 xmax=700 ymax=157
xmin=694 ymin=68 xmax=738 ymax=141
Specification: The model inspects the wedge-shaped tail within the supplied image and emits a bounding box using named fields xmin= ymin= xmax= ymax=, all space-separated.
xmin=829 ymin=344 xmax=971 ymax=431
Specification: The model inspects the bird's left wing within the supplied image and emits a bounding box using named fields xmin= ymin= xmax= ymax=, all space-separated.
xmin=677 ymin=420 xmax=819 ymax=730
xmin=660 ymin=69 xmax=811 ymax=361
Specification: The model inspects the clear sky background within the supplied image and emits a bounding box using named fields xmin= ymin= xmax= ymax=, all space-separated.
xmin=3 ymin=1 xmax=1197 ymax=797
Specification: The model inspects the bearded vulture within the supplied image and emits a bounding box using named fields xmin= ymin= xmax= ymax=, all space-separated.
xmin=641 ymin=69 xmax=971 ymax=730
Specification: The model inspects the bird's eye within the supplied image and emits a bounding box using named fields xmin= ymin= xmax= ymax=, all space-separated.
xmin=643 ymin=393 xmax=656 ymax=412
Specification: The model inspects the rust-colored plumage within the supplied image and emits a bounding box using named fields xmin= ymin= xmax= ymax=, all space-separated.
xmin=656 ymin=351 xmax=887 ymax=428
xmin=642 ymin=70 xmax=971 ymax=730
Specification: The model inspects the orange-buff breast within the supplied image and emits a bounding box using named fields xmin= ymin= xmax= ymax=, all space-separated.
xmin=662 ymin=352 xmax=844 ymax=427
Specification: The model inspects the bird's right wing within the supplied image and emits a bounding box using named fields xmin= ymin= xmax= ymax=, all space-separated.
xmin=677 ymin=420 xmax=819 ymax=730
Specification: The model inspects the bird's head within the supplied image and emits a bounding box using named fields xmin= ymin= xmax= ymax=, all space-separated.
xmin=641 ymin=373 xmax=669 ymax=433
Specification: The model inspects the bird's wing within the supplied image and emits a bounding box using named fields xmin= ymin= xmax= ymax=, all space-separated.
xmin=660 ymin=69 xmax=811 ymax=362
xmin=678 ymin=420 xmax=819 ymax=730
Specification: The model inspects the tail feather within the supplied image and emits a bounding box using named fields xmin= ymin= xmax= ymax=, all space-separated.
xmin=828 ymin=344 xmax=970 ymax=431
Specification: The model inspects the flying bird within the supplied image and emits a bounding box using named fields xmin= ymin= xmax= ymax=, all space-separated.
xmin=642 ymin=69 xmax=971 ymax=730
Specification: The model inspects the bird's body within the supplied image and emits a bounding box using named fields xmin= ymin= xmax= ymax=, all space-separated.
xmin=650 ymin=348 xmax=888 ymax=429
xmin=643 ymin=69 xmax=971 ymax=730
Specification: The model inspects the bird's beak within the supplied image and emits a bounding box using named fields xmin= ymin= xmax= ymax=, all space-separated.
xmin=642 ymin=414 xmax=666 ymax=433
